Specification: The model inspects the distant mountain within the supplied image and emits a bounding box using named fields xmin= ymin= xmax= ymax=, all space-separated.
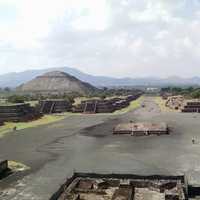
xmin=17 ymin=71 xmax=98 ymax=95
xmin=0 ymin=66 xmax=200 ymax=88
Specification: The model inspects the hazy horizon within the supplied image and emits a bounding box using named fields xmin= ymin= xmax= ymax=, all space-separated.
xmin=0 ymin=66 xmax=200 ymax=79
xmin=1 ymin=0 xmax=200 ymax=78
xmin=0 ymin=66 xmax=200 ymax=80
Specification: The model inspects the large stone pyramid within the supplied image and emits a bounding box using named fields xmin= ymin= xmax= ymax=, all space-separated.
xmin=17 ymin=71 xmax=98 ymax=95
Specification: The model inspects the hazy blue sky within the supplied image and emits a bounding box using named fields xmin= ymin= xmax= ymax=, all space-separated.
xmin=0 ymin=0 xmax=200 ymax=78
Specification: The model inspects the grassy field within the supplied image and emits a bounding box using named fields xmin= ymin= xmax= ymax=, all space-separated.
xmin=25 ymin=100 xmax=38 ymax=106
xmin=113 ymin=96 xmax=143 ymax=115
xmin=0 ymin=115 xmax=67 ymax=138
xmin=8 ymin=160 xmax=30 ymax=172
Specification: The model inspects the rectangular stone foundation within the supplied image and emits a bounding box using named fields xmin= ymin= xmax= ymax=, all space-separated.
xmin=113 ymin=122 xmax=168 ymax=136
xmin=50 ymin=173 xmax=187 ymax=200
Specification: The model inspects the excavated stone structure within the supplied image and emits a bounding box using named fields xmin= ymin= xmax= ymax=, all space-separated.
xmin=181 ymin=101 xmax=200 ymax=113
xmin=73 ymin=94 xmax=141 ymax=114
xmin=39 ymin=100 xmax=72 ymax=114
xmin=50 ymin=173 xmax=187 ymax=200
xmin=165 ymin=96 xmax=184 ymax=110
xmin=113 ymin=122 xmax=169 ymax=136
xmin=0 ymin=103 xmax=41 ymax=122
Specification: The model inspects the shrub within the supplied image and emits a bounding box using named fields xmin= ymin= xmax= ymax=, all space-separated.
xmin=7 ymin=95 xmax=28 ymax=103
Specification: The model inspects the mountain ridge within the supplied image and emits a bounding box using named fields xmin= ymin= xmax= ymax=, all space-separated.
xmin=0 ymin=67 xmax=200 ymax=87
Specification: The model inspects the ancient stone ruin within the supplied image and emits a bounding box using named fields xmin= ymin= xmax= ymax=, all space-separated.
xmin=73 ymin=94 xmax=141 ymax=114
xmin=39 ymin=99 xmax=72 ymax=114
xmin=0 ymin=103 xmax=41 ymax=122
xmin=73 ymin=99 xmax=115 ymax=113
xmin=165 ymin=96 xmax=184 ymax=110
xmin=165 ymin=96 xmax=200 ymax=113
xmin=17 ymin=71 xmax=98 ymax=95
xmin=113 ymin=122 xmax=169 ymax=136
xmin=49 ymin=173 xmax=187 ymax=200
xmin=181 ymin=101 xmax=200 ymax=113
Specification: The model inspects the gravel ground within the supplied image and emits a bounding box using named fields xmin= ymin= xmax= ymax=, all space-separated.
xmin=1 ymin=96 xmax=200 ymax=200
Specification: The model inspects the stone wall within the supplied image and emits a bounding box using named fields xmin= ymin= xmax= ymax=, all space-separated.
xmin=0 ymin=160 xmax=8 ymax=175
xmin=0 ymin=103 xmax=41 ymax=122
xmin=39 ymin=100 xmax=72 ymax=114
xmin=182 ymin=101 xmax=200 ymax=113
xmin=73 ymin=93 xmax=141 ymax=114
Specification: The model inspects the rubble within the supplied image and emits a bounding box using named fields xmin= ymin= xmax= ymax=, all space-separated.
xmin=165 ymin=96 xmax=184 ymax=110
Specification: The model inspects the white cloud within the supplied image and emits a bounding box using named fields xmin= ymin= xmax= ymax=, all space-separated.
xmin=0 ymin=0 xmax=200 ymax=78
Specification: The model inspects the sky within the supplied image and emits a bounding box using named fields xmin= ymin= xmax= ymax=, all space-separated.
xmin=0 ymin=0 xmax=200 ymax=78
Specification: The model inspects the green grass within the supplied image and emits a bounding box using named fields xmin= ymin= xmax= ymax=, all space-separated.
xmin=0 ymin=102 xmax=23 ymax=106
xmin=0 ymin=115 xmax=67 ymax=138
xmin=0 ymin=101 xmax=38 ymax=107
xmin=8 ymin=160 xmax=30 ymax=172
xmin=73 ymin=97 xmax=100 ymax=105
xmin=113 ymin=96 xmax=143 ymax=115
xmin=25 ymin=100 xmax=38 ymax=106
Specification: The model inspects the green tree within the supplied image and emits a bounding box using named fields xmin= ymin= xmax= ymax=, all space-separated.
xmin=191 ymin=90 xmax=200 ymax=99
xmin=7 ymin=95 xmax=28 ymax=103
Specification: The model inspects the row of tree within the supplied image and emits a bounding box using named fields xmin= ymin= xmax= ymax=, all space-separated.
xmin=161 ymin=87 xmax=200 ymax=98
xmin=0 ymin=87 xmax=11 ymax=92
xmin=6 ymin=92 xmax=79 ymax=104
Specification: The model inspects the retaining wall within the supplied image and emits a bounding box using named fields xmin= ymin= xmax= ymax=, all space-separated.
xmin=0 ymin=103 xmax=41 ymax=122
xmin=39 ymin=100 xmax=72 ymax=114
